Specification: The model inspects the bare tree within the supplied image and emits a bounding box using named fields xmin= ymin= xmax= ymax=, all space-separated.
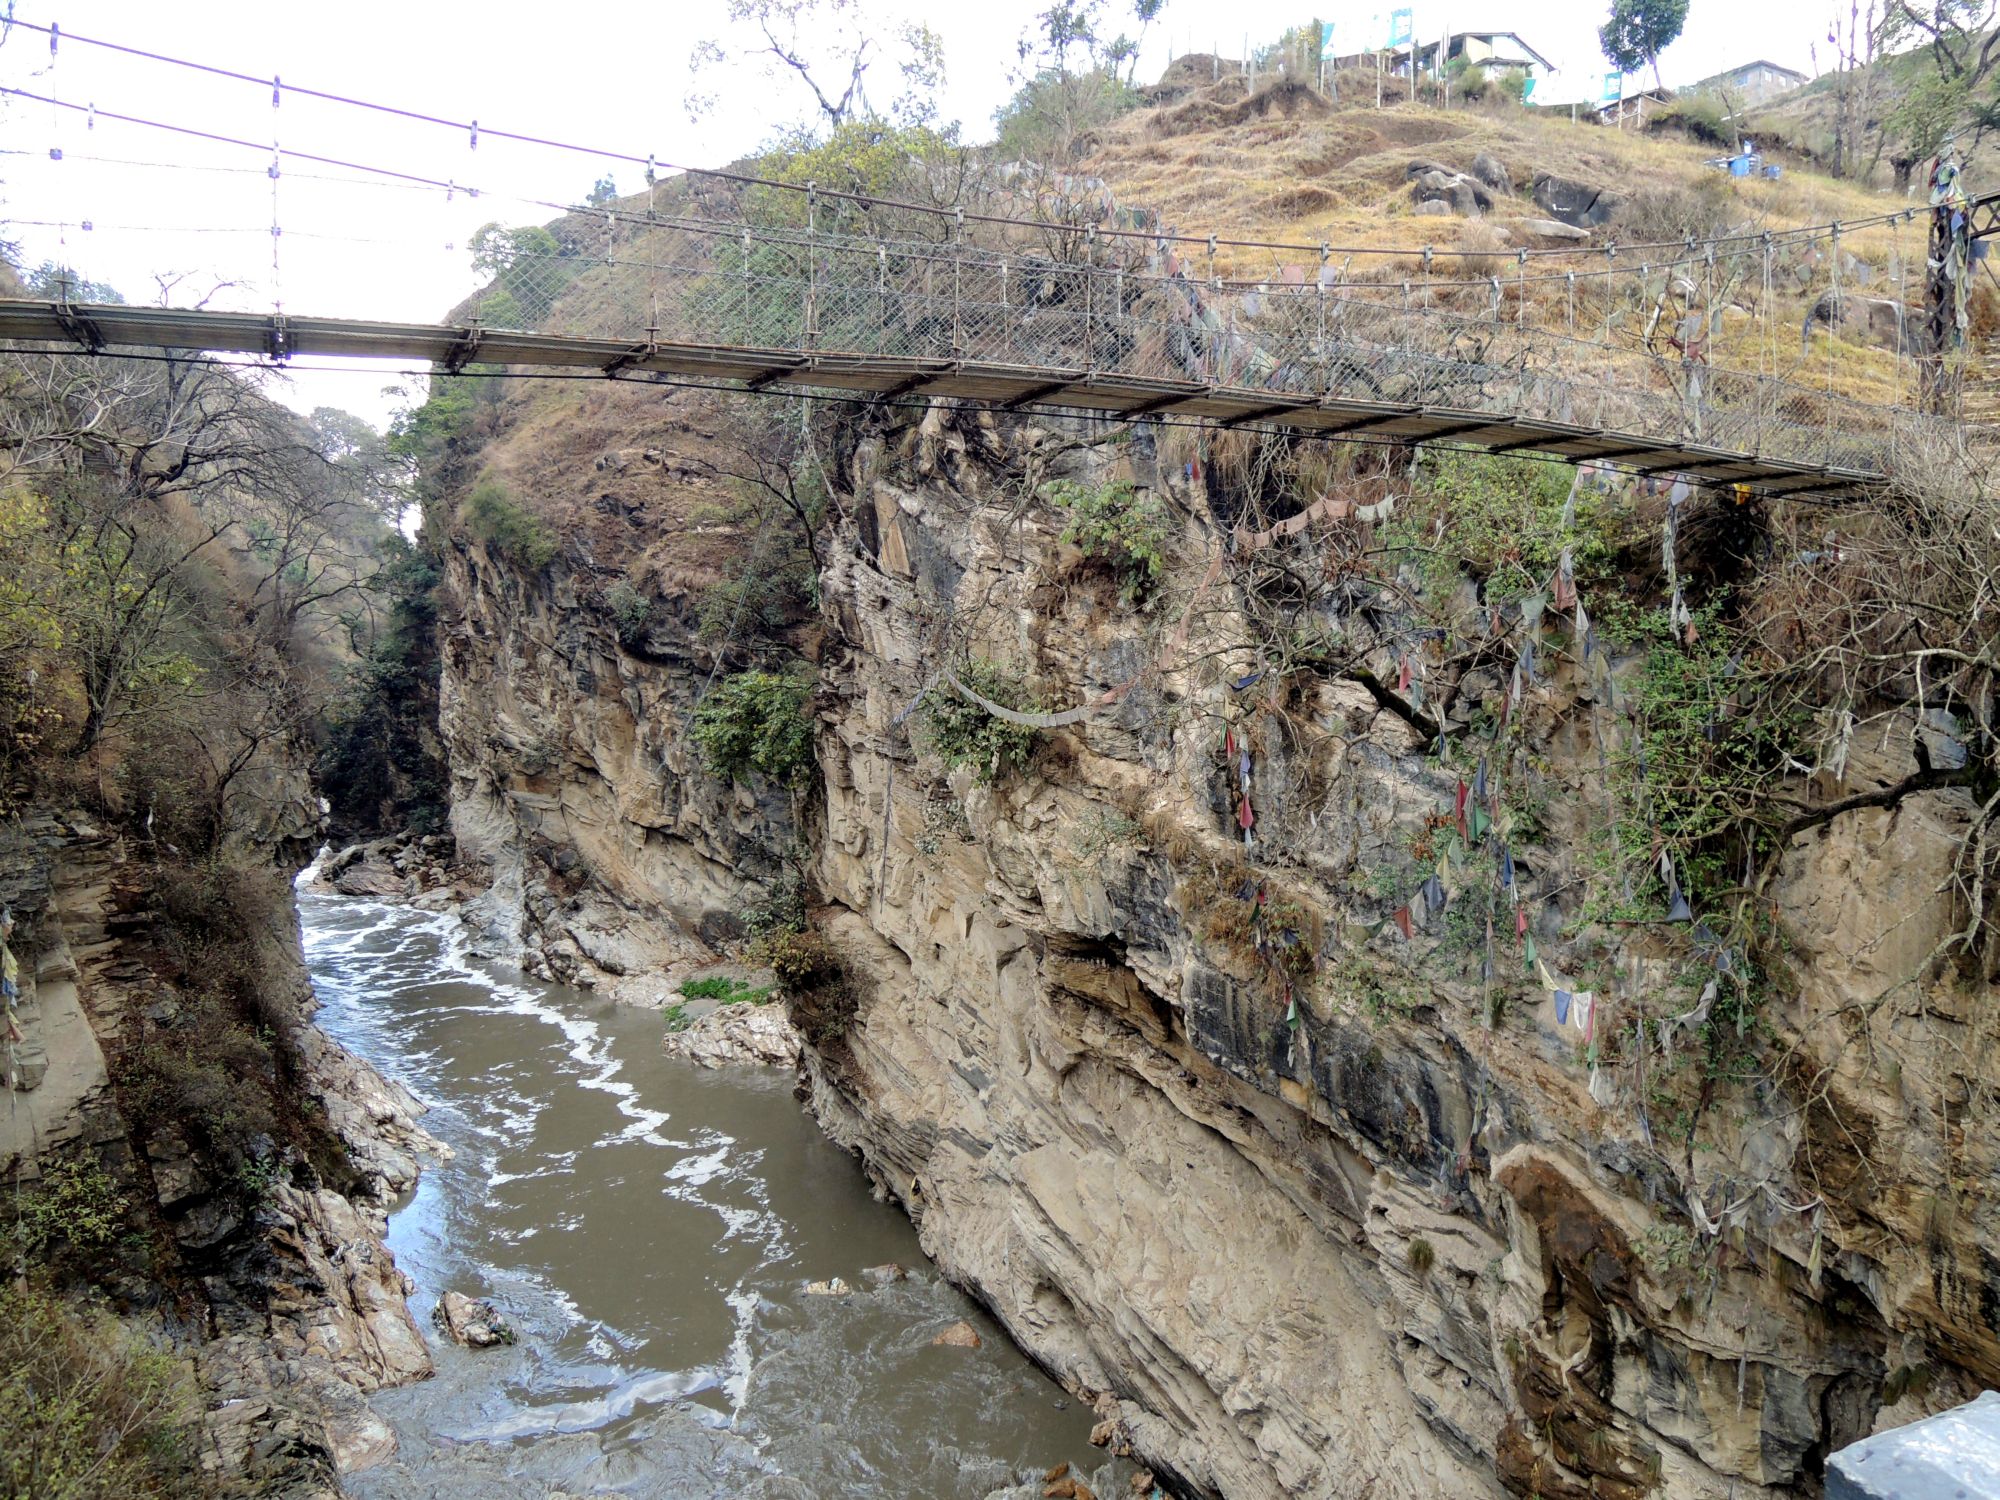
xmin=689 ymin=0 xmax=945 ymax=130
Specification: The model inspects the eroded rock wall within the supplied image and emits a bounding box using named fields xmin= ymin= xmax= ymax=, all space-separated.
xmin=438 ymin=529 xmax=794 ymax=991
xmin=439 ymin=400 xmax=1998 ymax=1500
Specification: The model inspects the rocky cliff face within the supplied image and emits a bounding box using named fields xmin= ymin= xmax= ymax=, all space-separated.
xmin=2 ymin=804 xmax=441 ymax=1492
xmin=437 ymin=397 xmax=1996 ymax=1500
xmin=437 ymin=489 xmax=796 ymax=994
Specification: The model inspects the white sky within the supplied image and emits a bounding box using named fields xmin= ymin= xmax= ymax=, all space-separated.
xmin=0 ymin=1 xmax=1838 ymax=428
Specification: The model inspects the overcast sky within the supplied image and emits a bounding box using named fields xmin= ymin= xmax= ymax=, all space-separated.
xmin=0 ymin=1 xmax=1838 ymax=427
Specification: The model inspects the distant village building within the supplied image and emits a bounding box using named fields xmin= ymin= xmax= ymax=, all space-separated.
xmin=1589 ymin=81 xmax=1676 ymax=127
xmin=1689 ymin=59 xmax=1809 ymax=105
xmin=1389 ymin=30 xmax=1554 ymax=81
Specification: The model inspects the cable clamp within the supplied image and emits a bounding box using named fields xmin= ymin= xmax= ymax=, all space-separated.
xmin=51 ymin=298 xmax=103 ymax=353
xmin=444 ymin=326 xmax=484 ymax=374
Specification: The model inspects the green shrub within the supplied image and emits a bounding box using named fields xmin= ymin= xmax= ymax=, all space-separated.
xmin=1494 ymin=68 xmax=1529 ymax=104
xmin=1397 ymin=450 xmax=1620 ymax=606
xmin=1458 ymin=65 xmax=1489 ymax=99
xmin=0 ymin=1283 xmax=203 ymax=1500
xmin=757 ymin=927 xmax=843 ymax=990
xmin=460 ymin=479 xmax=558 ymax=569
xmin=924 ymin=660 xmax=1039 ymax=785
xmin=1661 ymin=92 xmax=1731 ymax=145
xmin=755 ymin=926 xmax=859 ymax=1042
xmin=1408 ymin=1236 xmax=1436 ymax=1276
xmin=1048 ymin=479 xmax=1169 ymax=605
xmin=604 ymin=580 xmax=652 ymax=646
xmin=12 ymin=1156 xmax=130 ymax=1262
xmin=690 ymin=670 xmax=816 ymax=785
xmin=663 ymin=1003 xmax=693 ymax=1033
xmin=1612 ymin=606 xmax=1804 ymax=913
xmin=679 ymin=974 xmax=777 ymax=1005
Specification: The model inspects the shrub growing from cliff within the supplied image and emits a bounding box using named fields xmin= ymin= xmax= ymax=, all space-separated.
xmin=1401 ymin=451 xmax=1621 ymax=606
xmin=758 ymin=926 xmax=859 ymax=1041
xmin=1047 ymin=479 xmax=1169 ymax=606
xmin=690 ymin=670 xmax=816 ymax=785
xmin=460 ymin=479 xmax=558 ymax=569
xmin=0 ymin=1283 xmax=203 ymax=1500
xmin=9 ymin=1155 xmax=131 ymax=1268
xmin=604 ymin=579 xmax=653 ymax=646
xmin=923 ymin=661 xmax=1039 ymax=785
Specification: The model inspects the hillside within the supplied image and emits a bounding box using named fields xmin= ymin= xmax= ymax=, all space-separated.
xmin=398 ymin=58 xmax=2000 ymax=1500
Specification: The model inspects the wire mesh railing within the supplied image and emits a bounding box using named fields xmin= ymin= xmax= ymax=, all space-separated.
xmin=469 ymin=212 xmax=1955 ymax=475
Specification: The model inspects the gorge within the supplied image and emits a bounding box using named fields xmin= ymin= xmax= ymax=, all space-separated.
xmin=5 ymin=41 xmax=2000 ymax=1500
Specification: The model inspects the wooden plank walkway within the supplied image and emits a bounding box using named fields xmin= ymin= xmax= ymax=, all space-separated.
xmin=0 ymin=298 xmax=1893 ymax=498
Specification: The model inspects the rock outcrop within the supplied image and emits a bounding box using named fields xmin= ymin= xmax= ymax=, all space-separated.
xmin=437 ymin=509 xmax=795 ymax=986
xmin=1408 ymin=160 xmax=1495 ymax=217
xmin=3 ymin=823 xmax=442 ymax=1490
xmin=661 ymin=1001 xmax=803 ymax=1067
xmin=1532 ymin=171 xmax=1625 ymax=228
xmin=434 ymin=1290 xmax=514 ymax=1347
xmin=435 ymin=393 xmax=2000 ymax=1499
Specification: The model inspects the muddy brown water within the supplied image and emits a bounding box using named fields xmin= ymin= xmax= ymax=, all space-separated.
xmin=301 ymin=891 xmax=1132 ymax=1498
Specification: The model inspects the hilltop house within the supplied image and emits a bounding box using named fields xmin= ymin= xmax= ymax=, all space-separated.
xmin=1688 ymin=58 xmax=1809 ymax=105
xmin=1389 ymin=30 xmax=1553 ymax=81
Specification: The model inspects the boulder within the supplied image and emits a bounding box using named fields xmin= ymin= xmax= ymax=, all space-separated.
xmin=932 ymin=1319 xmax=983 ymax=1348
xmin=861 ymin=1262 xmax=907 ymax=1286
xmin=331 ymin=857 xmax=406 ymax=898
xmin=433 ymin=1291 xmax=513 ymax=1348
xmin=660 ymin=1001 xmax=802 ymax=1068
xmin=1470 ymin=151 xmax=1513 ymax=195
xmin=1515 ymin=216 xmax=1591 ymax=241
xmin=1531 ymin=171 xmax=1624 ymax=228
xmin=1410 ymin=169 xmax=1493 ymax=218
xmin=803 ymin=1277 xmax=852 ymax=1296
xmin=1412 ymin=199 xmax=1454 ymax=217
xmin=1802 ymin=289 xmax=1913 ymax=354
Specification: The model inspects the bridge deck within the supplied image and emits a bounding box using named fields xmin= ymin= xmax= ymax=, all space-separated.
xmin=0 ymin=299 xmax=1890 ymax=498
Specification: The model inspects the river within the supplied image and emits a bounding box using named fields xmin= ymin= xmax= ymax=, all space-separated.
xmin=300 ymin=890 xmax=1132 ymax=1498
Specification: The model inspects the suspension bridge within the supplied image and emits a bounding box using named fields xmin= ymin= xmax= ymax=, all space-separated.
xmin=0 ymin=19 xmax=1991 ymax=499
xmin=0 ymin=207 xmax=1969 ymax=501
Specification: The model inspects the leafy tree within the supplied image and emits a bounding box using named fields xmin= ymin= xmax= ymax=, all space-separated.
xmin=587 ymin=174 xmax=618 ymax=207
xmin=318 ymin=537 xmax=447 ymax=835
xmin=1598 ymin=0 xmax=1689 ymax=91
xmin=997 ymin=0 xmax=1164 ymax=163
xmin=20 ymin=260 xmax=126 ymax=303
xmin=1886 ymin=68 xmax=1970 ymax=189
xmin=468 ymin=223 xmax=573 ymax=326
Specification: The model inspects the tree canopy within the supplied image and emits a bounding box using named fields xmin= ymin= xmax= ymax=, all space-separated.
xmin=1598 ymin=0 xmax=1689 ymax=90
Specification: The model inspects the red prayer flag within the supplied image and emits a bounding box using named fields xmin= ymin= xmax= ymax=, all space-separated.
xmin=1516 ymin=905 xmax=1528 ymax=937
xmin=1393 ymin=905 xmax=1413 ymax=939
xmin=1238 ymin=796 xmax=1255 ymax=830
